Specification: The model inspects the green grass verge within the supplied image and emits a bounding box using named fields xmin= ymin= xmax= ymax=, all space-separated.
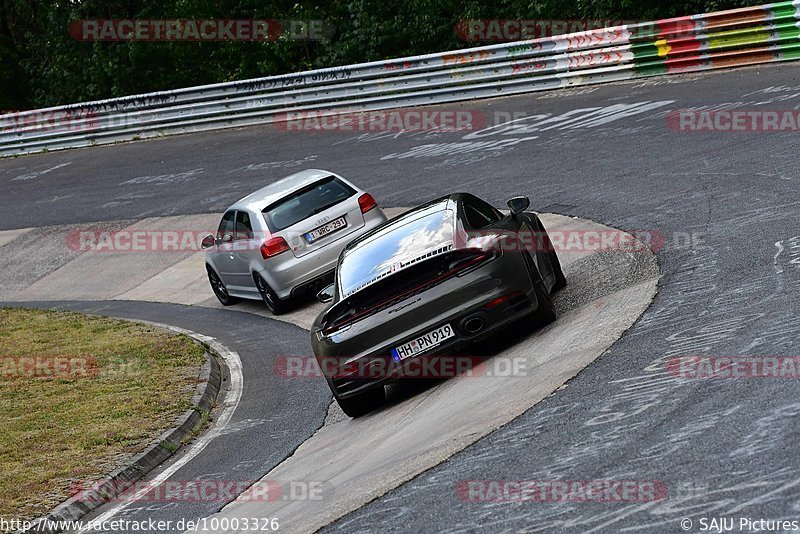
xmin=0 ymin=308 xmax=206 ymax=522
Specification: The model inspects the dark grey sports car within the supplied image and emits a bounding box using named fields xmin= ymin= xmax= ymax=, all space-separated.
xmin=310 ymin=193 xmax=566 ymax=417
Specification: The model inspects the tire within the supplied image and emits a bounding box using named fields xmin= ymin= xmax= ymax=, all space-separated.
xmin=537 ymin=231 xmax=566 ymax=292
xmin=549 ymin=249 xmax=567 ymax=291
xmin=530 ymin=280 xmax=557 ymax=329
xmin=207 ymin=265 xmax=239 ymax=306
xmin=336 ymin=387 xmax=385 ymax=418
xmin=254 ymin=273 xmax=287 ymax=315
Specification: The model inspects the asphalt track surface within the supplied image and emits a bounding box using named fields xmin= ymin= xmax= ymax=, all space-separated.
xmin=4 ymin=63 xmax=800 ymax=532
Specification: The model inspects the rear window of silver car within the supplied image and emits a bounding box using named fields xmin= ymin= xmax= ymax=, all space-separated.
xmin=263 ymin=176 xmax=356 ymax=231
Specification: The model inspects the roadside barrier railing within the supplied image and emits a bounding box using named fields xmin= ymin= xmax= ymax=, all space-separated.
xmin=1 ymin=1 xmax=798 ymax=156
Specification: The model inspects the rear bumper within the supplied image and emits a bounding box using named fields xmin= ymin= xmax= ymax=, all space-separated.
xmin=320 ymin=290 xmax=537 ymax=399
xmin=290 ymin=269 xmax=335 ymax=299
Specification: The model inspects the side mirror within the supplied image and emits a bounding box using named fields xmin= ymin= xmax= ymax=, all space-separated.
xmin=201 ymin=234 xmax=216 ymax=249
xmin=317 ymin=284 xmax=335 ymax=304
xmin=507 ymin=196 xmax=530 ymax=216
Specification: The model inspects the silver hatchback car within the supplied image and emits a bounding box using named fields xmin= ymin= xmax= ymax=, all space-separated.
xmin=202 ymin=169 xmax=387 ymax=314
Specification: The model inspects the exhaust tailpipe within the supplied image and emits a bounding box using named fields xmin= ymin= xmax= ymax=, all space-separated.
xmin=463 ymin=316 xmax=485 ymax=334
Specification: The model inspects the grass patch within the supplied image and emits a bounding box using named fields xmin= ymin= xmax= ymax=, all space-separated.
xmin=0 ymin=308 xmax=206 ymax=522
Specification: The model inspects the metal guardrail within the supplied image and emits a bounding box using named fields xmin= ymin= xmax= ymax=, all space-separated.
xmin=2 ymin=1 xmax=799 ymax=157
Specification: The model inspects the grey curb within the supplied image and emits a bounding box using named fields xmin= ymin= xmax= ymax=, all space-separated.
xmin=22 ymin=329 xmax=225 ymax=534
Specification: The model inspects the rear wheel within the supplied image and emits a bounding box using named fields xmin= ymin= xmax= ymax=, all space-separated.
xmin=530 ymin=280 xmax=556 ymax=329
xmin=336 ymin=387 xmax=385 ymax=418
xmin=207 ymin=266 xmax=239 ymax=306
xmin=539 ymin=231 xmax=566 ymax=292
xmin=254 ymin=273 xmax=287 ymax=315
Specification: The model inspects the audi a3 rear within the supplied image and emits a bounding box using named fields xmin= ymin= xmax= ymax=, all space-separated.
xmin=202 ymin=169 xmax=386 ymax=314
xmin=311 ymin=193 xmax=566 ymax=417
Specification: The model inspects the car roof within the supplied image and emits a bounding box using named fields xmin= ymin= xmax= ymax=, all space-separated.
xmin=227 ymin=169 xmax=340 ymax=213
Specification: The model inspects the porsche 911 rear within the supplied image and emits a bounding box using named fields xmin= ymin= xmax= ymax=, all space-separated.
xmin=311 ymin=197 xmax=559 ymax=417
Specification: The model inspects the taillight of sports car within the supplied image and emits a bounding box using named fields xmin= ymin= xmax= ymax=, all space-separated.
xmin=483 ymin=290 xmax=525 ymax=309
xmin=446 ymin=248 xmax=497 ymax=276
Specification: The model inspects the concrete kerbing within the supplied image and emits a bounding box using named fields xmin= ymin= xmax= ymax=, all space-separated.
xmin=21 ymin=327 xmax=225 ymax=534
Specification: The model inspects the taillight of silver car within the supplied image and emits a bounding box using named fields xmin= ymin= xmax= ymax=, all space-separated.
xmin=260 ymin=236 xmax=290 ymax=259
xmin=358 ymin=193 xmax=378 ymax=213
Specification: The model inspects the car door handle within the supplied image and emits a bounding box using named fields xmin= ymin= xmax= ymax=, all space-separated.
xmin=229 ymin=253 xmax=235 ymax=260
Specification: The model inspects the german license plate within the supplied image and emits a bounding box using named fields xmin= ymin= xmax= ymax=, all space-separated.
xmin=306 ymin=216 xmax=346 ymax=242
xmin=391 ymin=323 xmax=454 ymax=361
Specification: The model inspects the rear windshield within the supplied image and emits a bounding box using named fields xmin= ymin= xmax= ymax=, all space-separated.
xmin=338 ymin=209 xmax=454 ymax=297
xmin=324 ymin=248 xmax=476 ymax=330
xmin=263 ymin=176 xmax=356 ymax=231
